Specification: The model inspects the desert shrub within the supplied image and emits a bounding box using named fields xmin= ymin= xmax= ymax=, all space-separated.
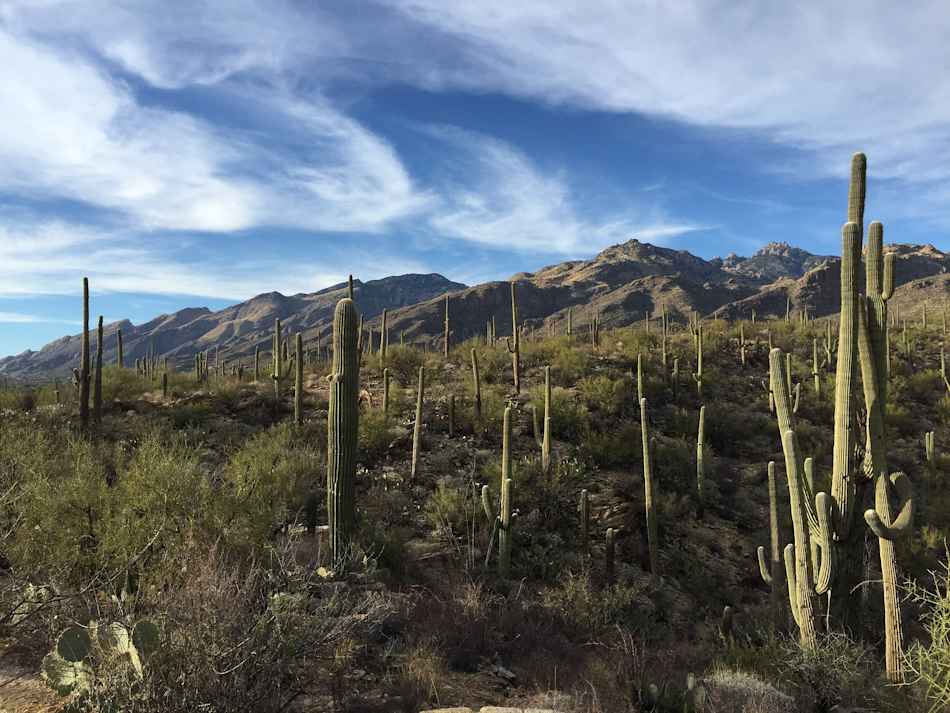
xmin=577 ymin=374 xmax=636 ymax=417
xmin=359 ymin=408 xmax=398 ymax=465
xmin=218 ymin=422 xmax=323 ymax=550
xmin=9 ymin=429 xmax=209 ymax=584
xmin=81 ymin=541 xmax=398 ymax=713
xmin=541 ymin=569 xmax=652 ymax=638
xmin=907 ymin=558 xmax=950 ymax=712
xmin=422 ymin=479 xmax=471 ymax=541
xmin=704 ymin=667 xmax=797 ymax=713
xmin=580 ymin=422 xmax=641 ymax=469
xmin=385 ymin=345 xmax=425 ymax=387
xmin=551 ymin=343 xmax=591 ymax=385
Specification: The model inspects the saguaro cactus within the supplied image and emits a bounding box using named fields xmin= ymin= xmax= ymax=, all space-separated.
xmin=471 ymin=348 xmax=482 ymax=420
xmin=811 ymin=338 xmax=820 ymax=396
xmin=254 ymin=346 xmax=260 ymax=382
xmin=382 ymin=368 xmax=391 ymax=416
xmin=380 ymin=309 xmax=388 ymax=368
xmin=443 ymin=294 xmax=450 ymax=358
xmin=770 ymin=349 xmax=819 ymax=649
xmin=505 ymin=282 xmax=521 ymax=393
xmin=756 ymin=461 xmax=786 ymax=630
xmin=116 ymin=328 xmax=123 ymax=368
xmin=637 ymin=352 xmax=645 ymax=403
xmin=499 ymin=405 xmax=513 ymax=577
xmin=696 ymin=405 xmax=706 ymax=517
xmin=542 ymin=365 xmax=552 ymax=474
xmin=411 ymin=366 xmax=425 ymax=480
xmin=294 ymin=333 xmax=303 ymax=426
xmin=641 ymin=397 xmax=659 ymax=575
xmin=327 ymin=299 xmax=360 ymax=564
xmin=79 ymin=278 xmax=91 ymax=430
xmin=272 ymin=318 xmax=283 ymax=402
xmin=692 ymin=323 xmax=704 ymax=397
xmin=93 ymin=316 xmax=103 ymax=425
xmin=567 ymin=306 xmax=573 ymax=337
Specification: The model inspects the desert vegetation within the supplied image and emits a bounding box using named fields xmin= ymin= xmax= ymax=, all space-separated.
xmin=2 ymin=154 xmax=950 ymax=712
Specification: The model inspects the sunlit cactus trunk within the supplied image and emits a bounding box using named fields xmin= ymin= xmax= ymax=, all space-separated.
xmin=327 ymin=298 xmax=360 ymax=565
xmin=93 ymin=316 xmax=103 ymax=425
xmin=411 ymin=366 xmax=424 ymax=480
xmin=79 ymin=278 xmax=90 ymax=431
xmin=505 ymin=282 xmax=521 ymax=392
xmin=641 ymin=397 xmax=659 ymax=575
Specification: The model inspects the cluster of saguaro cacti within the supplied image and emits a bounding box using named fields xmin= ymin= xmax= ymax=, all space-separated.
xmin=764 ymin=154 xmax=914 ymax=682
xmin=505 ymin=282 xmax=521 ymax=393
xmin=327 ymin=298 xmax=360 ymax=565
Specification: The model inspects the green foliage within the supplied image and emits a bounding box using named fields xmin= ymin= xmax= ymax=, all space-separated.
xmin=220 ymin=422 xmax=324 ymax=549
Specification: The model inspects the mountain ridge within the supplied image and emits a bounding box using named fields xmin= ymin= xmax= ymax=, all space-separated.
xmin=3 ymin=239 xmax=948 ymax=381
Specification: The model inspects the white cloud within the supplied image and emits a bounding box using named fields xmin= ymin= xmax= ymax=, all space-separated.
xmin=0 ymin=6 xmax=431 ymax=235
xmin=0 ymin=219 xmax=429 ymax=301
xmin=0 ymin=312 xmax=77 ymax=324
xmin=382 ymin=1 xmax=950 ymax=188
xmin=425 ymin=127 xmax=707 ymax=253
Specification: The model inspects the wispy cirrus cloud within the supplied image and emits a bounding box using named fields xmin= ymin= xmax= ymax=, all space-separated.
xmin=380 ymin=1 xmax=950 ymax=190
xmin=424 ymin=127 xmax=708 ymax=254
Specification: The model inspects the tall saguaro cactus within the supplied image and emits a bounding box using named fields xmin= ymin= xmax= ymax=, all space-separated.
xmin=756 ymin=461 xmax=786 ymax=630
xmin=505 ymin=282 xmax=521 ymax=393
xmin=411 ymin=366 xmax=425 ymax=480
xmin=640 ymin=397 xmax=659 ymax=575
xmin=443 ymin=294 xmax=450 ymax=358
xmin=859 ymin=218 xmax=913 ymax=682
xmin=471 ymin=348 xmax=482 ymax=420
xmin=93 ymin=316 xmax=103 ymax=425
xmin=272 ymin=318 xmax=283 ymax=402
xmin=294 ymin=333 xmax=303 ymax=426
xmin=696 ymin=405 xmax=706 ymax=517
xmin=116 ymin=328 xmax=123 ymax=368
xmin=542 ymin=365 xmax=552 ymax=474
xmin=79 ymin=278 xmax=90 ymax=431
xmin=499 ymin=405 xmax=513 ymax=577
xmin=770 ymin=349 xmax=819 ymax=649
xmin=327 ymin=299 xmax=360 ymax=564
xmin=380 ymin=309 xmax=388 ymax=368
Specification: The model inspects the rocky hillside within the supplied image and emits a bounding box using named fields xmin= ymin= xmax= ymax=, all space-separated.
xmin=0 ymin=274 xmax=465 ymax=380
xmin=3 ymin=239 xmax=948 ymax=381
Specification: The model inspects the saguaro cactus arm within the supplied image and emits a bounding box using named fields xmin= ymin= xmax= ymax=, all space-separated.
xmin=864 ymin=471 xmax=915 ymax=541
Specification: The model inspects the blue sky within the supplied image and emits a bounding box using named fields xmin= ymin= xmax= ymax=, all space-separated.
xmin=1 ymin=1 xmax=949 ymax=357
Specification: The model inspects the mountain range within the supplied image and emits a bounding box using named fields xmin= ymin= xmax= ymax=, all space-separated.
xmin=3 ymin=239 xmax=948 ymax=381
